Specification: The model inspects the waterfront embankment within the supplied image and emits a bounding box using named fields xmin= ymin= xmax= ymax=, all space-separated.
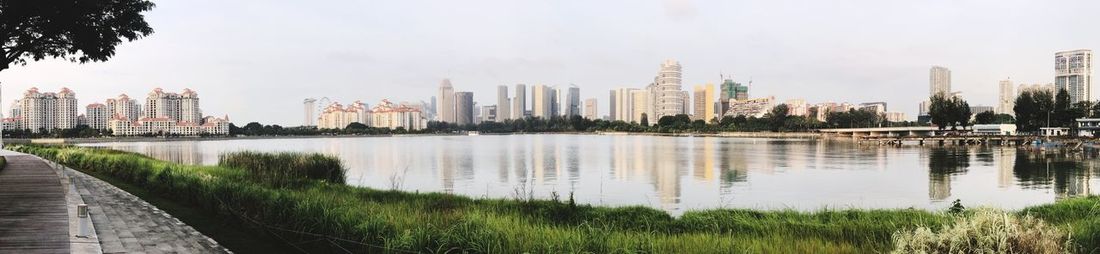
xmin=8 ymin=144 xmax=1100 ymax=253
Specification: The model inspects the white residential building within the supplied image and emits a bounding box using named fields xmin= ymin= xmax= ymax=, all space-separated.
xmin=57 ymin=88 xmax=78 ymax=129
xmin=584 ymin=98 xmax=598 ymax=120
xmin=369 ymin=99 xmax=426 ymax=130
xmin=109 ymin=115 xmax=230 ymax=136
xmin=303 ymin=98 xmax=317 ymax=126
xmin=17 ymin=87 xmax=78 ymax=133
xmin=653 ymin=59 xmax=684 ymax=120
xmin=997 ymin=80 xmax=1015 ymax=115
xmin=724 ymin=96 xmax=776 ymax=118
xmin=318 ymin=101 xmax=369 ymax=129
xmin=1055 ymin=49 xmax=1092 ymax=103
xmin=86 ymin=103 xmax=110 ymax=130
xmin=105 ymin=94 xmax=140 ymax=121
xmin=437 ymin=79 xmax=455 ymax=123
xmin=930 ymin=66 xmax=951 ymax=97
xmin=496 ymin=85 xmax=510 ymax=121
xmin=532 ymin=85 xmax=552 ymax=118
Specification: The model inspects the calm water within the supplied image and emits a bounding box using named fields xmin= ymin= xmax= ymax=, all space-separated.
xmin=82 ymin=134 xmax=1100 ymax=214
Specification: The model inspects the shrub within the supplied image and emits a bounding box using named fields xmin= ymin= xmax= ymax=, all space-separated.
xmin=891 ymin=208 xmax=1069 ymax=254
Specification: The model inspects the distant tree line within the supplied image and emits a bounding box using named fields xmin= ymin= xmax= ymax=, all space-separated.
xmin=1013 ymin=89 xmax=1098 ymax=133
xmin=3 ymin=125 xmax=111 ymax=139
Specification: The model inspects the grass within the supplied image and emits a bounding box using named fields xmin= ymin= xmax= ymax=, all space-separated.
xmin=9 ymin=144 xmax=1100 ymax=253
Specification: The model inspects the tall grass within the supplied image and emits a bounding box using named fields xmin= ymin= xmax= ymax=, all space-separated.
xmin=11 ymin=144 xmax=1100 ymax=253
xmin=891 ymin=208 xmax=1069 ymax=253
xmin=219 ymin=151 xmax=346 ymax=187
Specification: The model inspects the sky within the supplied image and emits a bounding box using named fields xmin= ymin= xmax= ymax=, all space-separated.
xmin=1 ymin=0 xmax=1098 ymax=126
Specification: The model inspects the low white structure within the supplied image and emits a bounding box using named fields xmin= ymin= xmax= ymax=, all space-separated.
xmin=972 ymin=124 xmax=1017 ymax=136
xmin=1039 ymin=127 xmax=1069 ymax=137
xmin=724 ymin=96 xmax=775 ymax=118
xmin=1076 ymin=118 xmax=1100 ymax=137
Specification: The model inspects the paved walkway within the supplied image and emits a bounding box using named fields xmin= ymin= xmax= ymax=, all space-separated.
xmin=65 ymin=162 xmax=231 ymax=254
xmin=0 ymin=151 xmax=230 ymax=254
xmin=0 ymin=155 xmax=70 ymax=253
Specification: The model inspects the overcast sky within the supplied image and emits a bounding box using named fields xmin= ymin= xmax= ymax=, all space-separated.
xmin=1 ymin=0 xmax=1097 ymax=125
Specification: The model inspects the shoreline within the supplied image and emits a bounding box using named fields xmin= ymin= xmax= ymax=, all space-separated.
xmin=5 ymin=131 xmax=823 ymax=144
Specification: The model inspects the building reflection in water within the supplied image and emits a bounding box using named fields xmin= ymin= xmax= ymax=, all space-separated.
xmin=926 ymin=147 xmax=970 ymax=201
xmin=143 ymin=141 xmax=203 ymax=165
xmin=1013 ymin=151 xmax=1094 ymax=199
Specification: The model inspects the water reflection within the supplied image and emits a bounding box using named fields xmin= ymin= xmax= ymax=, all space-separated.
xmin=83 ymin=135 xmax=1100 ymax=214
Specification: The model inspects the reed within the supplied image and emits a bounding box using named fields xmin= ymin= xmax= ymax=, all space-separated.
xmin=9 ymin=144 xmax=1100 ymax=253
xmin=218 ymin=151 xmax=346 ymax=187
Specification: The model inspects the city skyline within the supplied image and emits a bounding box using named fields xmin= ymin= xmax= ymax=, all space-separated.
xmin=1 ymin=0 xmax=1098 ymax=125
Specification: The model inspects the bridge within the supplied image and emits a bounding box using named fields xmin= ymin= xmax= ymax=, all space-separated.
xmin=818 ymin=126 xmax=958 ymax=138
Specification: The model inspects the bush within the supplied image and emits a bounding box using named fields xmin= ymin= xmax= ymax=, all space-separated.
xmin=891 ymin=208 xmax=1069 ymax=254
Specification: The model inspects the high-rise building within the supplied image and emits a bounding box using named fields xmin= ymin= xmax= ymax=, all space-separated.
xmin=513 ymin=84 xmax=526 ymax=120
xmin=303 ymin=98 xmax=317 ymax=126
xmin=564 ymin=85 xmax=581 ymax=117
xmin=480 ymin=105 xmax=497 ymax=123
xmin=1055 ymin=49 xmax=1092 ymax=103
xmin=693 ymin=83 xmax=715 ymax=121
xmin=437 ymin=79 xmax=456 ymax=123
xmin=180 ymin=89 xmax=201 ymax=124
xmin=584 ymin=98 xmax=598 ymax=119
xmin=86 ymin=103 xmax=110 ymax=130
xmin=612 ymin=88 xmax=638 ymax=122
xmin=454 ymin=91 xmax=474 ymax=125
xmin=608 ymin=90 xmax=617 ymax=121
xmin=17 ymin=88 xmax=78 ymax=132
xmin=318 ymin=101 xmax=368 ymax=129
xmin=551 ymin=86 xmax=562 ymax=116
xmin=930 ymin=66 xmax=952 ymax=97
xmin=105 ymin=94 xmax=140 ymax=121
xmin=57 ymin=88 xmax=78 ymax=129
xmin=718 ymin=78 xmax=747 ymax=116
xmin=653 ymin=60 xmax=684 ymax=120
xmin=369 ymin=99 xmax=426 ymax=130
xmin=997 ymin=80 xmax=1015 ymax=115
xmin=497 ymin=85 xmax=510 ymax=121
xmin=785 ymin=99 xmax=808 ymax=117
xmin=532 ymin=85 xmax=552 ymax=118
xmin=679 ymin=91 xmax=690 ymax=115
xmin=632 ymin=89 xmax=652 ymax=124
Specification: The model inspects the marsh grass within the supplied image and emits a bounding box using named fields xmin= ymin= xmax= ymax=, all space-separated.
xmin=891 ymin=208 xmax=1069 ymax=254
xmin=219 ymin=151 xmax=346 ymax=187
xmin=11 ymin=144 xmax=1100 ymax=253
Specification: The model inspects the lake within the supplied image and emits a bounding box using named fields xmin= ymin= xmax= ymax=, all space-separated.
xmin=81 ymin=134 xmax=1100 ymax=215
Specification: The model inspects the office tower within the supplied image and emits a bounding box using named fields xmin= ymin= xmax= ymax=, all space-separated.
xmin=303 ymin=98 xmax=317 ymax=126
xmin=679 ymin=91 xmax=690 ymax=115
xmin=532 ymin=85 xmax=552 ymax=118
xmin=584 ymin=98 xmax=598 ymax=119
xmin=1055 ymin=49 xmax=1093 ymax=103
xmin=558 ymin=85 xmax=580 ymax=117
xmin=480 ymin=105 xmax=497 ymax=123
xmin=437 ymin=79 xmax=456 ymax=123
xmin=497 ymin=85 xmax=510 ymax=121
xmin=513 ymin=84 xmax=526 ymax=120
xmin=693 ymin=84 xmax=715 ymax=121
xmin=997 ymin=80 xmax=1015 ymax=115
xmin=608 ymin=90 xmax=617 ymax=121
xmin=930 ymin=66 xmax=951 ymax=97
xmin=654 ymin=60 xmax=684 ymax=120
xmin=86 ymin=103 xmax=110 ymax=130
xmin=56 ymin=88 xmax=78 ymax=129
xmin=454 ymin=91 xmax=474 ymax=125
xmin=551 ymin=86 xmax=562 ymax=116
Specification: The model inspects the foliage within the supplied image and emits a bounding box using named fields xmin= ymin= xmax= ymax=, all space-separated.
xmin=891 ymin=208 xmax=1069 ymax=254
xmin=1014 ymin=89 xmax=1055 ymax=132
xmin=928 ymin=94 xmax=971 ymax=130
xmin=3 ymin=125 xmax=111 ymax=138
xmin=0 ymin=0 xmax=156 ymax=72
xmin=974 ymin=111 xmax=997 ymax=125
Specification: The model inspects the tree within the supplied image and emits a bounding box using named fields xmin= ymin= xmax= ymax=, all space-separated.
xmin=766 ymin=104 xmax=790 ymax=131
xmin=1014 ymin=89 xmax=1054 ymax=132
xmin=639 ymin=113 xmax=649 ymax=126
xmin=345 ymin=122 xmax=369 ymax=130
xmin=929 ymin=94 xmax=951 ymax=130
xmin=974 ymin=111 xmax=996 ymax=124
xmin=1053 ymin=89 xmax=1073 ymax=127
xmin=953 ymin=99 xmax=972 ymax=129
xmin=0 ymin=1 xmax=156 ymax=72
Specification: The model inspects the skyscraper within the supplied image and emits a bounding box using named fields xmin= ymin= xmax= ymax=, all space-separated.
xmin=997 ymin=80 xmax=1015 ymax=115
xmin=532 ymin=85 xmax=551 ymax=118
xmin=18 ymin=88 xmax=78 ymax=133
xmin=654 ymin=59 xmax=684 ymax=120
xmin=513 ymin=84 xmax=526 ymax=120
xmin=454 ymin=91 xmax=474 ymax=125
xmin=564 ymin=85 xmax=581 ymax=117
xmin=930 ymin=66 xmax=952 ymax=97
xmin=608 ymin=90 xmax=617 ymax=121
xmin=437 ymin=79 xmax=455 ymax=123
xmin=303 ymin=98 xmax=317 ymax=126
xmin=612 ymin=88 xmax=638 ymax=122
xmin=86 ymin=103 xmax=110 ymax=130
xmin=693 ymin=83 xmax=715 ymax=121
xmin=584 ymin=98 xmax=598 ymax=119
xmin=497 ymin=85 xmax=510 ymax=121
xmin=56 ymin=88 xmax=78 ymax=129
xmin=1055 ymin=49 xmax=1093 ymax=103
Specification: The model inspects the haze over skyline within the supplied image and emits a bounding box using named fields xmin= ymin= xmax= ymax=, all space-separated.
xmin=0 ymin=0 xmax=1097 ymax=126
